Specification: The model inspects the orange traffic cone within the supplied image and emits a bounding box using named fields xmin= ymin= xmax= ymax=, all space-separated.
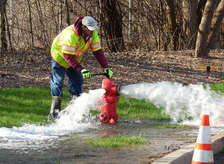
xmin=192 ymin=114 xmax=214 ymax=164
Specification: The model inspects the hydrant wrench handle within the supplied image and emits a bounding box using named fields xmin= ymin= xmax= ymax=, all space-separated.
xmin=91 ymin=73 xmax=106 ymax=76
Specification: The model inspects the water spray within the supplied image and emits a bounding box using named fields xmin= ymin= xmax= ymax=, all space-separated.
xmin=1 ymin=78 xmax=224 ymax=149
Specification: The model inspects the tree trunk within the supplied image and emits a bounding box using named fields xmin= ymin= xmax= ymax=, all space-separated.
xmin=166 ymin=0 xmax=178 ymax=50
xmin=0 ymin=0 xmax=7 ymax=54
xmin=182 ymin=0 xmax=198 ymax=48
xmin=9 ymin=0 xmax=14 ymax=49
xmin=65 ymin=0 xmax=70 ymax=25
xmin=197 ymin=0 xmax=207 ymax=24
xmin=128 ymin=0 xmax=133 ymax=40
xmin=207 ymin=0 xmax=224 ymax=52
xmin=195 ymin=0 xmax=218 ymax=58
xmin=101 ymin=0 xmax=124 ymax=52
xmin=27 ymin=0 xmax=34 ymax=47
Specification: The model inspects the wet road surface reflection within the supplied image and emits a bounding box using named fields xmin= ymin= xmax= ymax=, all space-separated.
xmin=0 ymin=119 xmax=201 ymax=164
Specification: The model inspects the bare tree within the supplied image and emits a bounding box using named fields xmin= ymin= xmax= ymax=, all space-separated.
xmin=0 ymin=0 xmax=7 ymax=54
xmin=207 ymin=0 xmax=224 ymax=52
xmin=1 ymin=0 xmax=223 ymax=53
xmin=128 ymin=0 xmax=133 ymax=39
xmin=197 ymin=0 xmax=207 ymax=23
xmin=166 ymin=0 xmax=179 ymax=50
xmin=182 ymin=0 xmax=198 ymax=49
xmin=65 ymin=0 xmax=70 ymax=25
xmin=26 ymin=0 xmax=34 ymax=47
xmin=100 ymin=0 xmax=124 ymax=52
xmin=195 ymin=0 xmax=222 ymax=57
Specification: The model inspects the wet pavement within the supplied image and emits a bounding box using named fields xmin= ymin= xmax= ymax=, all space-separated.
xmin=0 ymin=119 xmax=223 ymax=164
xmin=214 ymin=152 xmax=224 ymax=164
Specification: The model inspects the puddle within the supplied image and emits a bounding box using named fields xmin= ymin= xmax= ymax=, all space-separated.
xmin=0 ymin=119 xmax=198 ymax=164
xmin=1 ymin=81 xmax=224 ymax=163
xmin=0 ymin=119 xmax=223 ymax=164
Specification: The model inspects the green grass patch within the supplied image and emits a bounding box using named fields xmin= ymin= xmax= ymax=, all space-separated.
xmin=88 ymin=135 xmax=146 ymax=148
xmin=0 ymin=83 xmax=223 ymax=128
xmin=117 ymin=96 xmax=170 ymax=120
xmin=209 ymin=83 xmax=224 ymax=94
xmin=90 ymin=96 xmax=170 ymax=121
xmin=158 ymin=123 xmax=191 ymax=128
xmin=0 ymin=88 xmax=71 ymax=127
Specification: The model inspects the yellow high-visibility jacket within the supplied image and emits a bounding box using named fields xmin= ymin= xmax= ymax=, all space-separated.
xmin=51 ymin=25 xmax=101 ymax=68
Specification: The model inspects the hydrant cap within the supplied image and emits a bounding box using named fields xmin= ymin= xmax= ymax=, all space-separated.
xmin=101 ymin=78 xmax=114 ymax=90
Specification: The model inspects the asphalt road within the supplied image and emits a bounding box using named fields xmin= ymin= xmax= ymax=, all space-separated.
xmin=214 ymin=152 xmax=224 ymax=164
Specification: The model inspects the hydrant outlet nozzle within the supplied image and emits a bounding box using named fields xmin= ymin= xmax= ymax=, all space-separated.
xmin=116 ymin=86 xmax=122 ymax=96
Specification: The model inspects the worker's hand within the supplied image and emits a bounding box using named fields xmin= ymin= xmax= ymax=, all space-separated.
xmin=81 ymin=68 xmax=91 ymax=78
xmin=103 ymin=68 xmax=113 ymax=78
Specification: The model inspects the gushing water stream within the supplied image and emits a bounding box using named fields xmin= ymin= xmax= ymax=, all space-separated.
xmin=0 ymin=89 xmax=105 ymax=149
xmin=0 ymin=81 xmax=223 ymax=150
xmin=119 ymin=81 xmax=224 ymax=126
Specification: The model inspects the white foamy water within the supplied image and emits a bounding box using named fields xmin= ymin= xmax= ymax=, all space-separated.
xmin=119 ymin=81 xmax=224 ymax=126
xmin=0 ymin=89 xmax=105 ymax=148
xmin=1 ymin=81 xmax=223 ymax=149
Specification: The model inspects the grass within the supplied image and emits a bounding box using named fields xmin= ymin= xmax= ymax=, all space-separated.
xmin=117 ymin=96 xmax=170 ymax=120
xmin=0 ymin=88 xmax=169 ymax=128
xmin=0 ymin=88 xmax=71 ymax=127
xmin=90 ymin=96 xmax=170 ymax=121
xmin=0 ymin=83 xmax=223 ymax=148
xmin=158 ymin=123 xmax=191 ymax=128
xmin=208 ymin=83 xmax=224 ymax=94
xmin=1 ymin=83 xmax=224 ymax=128
xmin=88 ymin=135 xmax=146 ymax=148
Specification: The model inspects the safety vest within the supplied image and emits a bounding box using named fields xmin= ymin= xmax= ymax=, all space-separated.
xmin=51 ymin=25 xmax=102 ymax=68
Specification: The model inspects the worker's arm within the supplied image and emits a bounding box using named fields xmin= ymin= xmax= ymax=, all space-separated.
xmin=63 ymin=53 xmax=83 ymax=71
xmin=93 ymin=49 xmax=113 ymax=78
xmin=92 ymin=49 xmax=108 ymax=70
xmin=63 ymin=53 xmax=91 ymax=78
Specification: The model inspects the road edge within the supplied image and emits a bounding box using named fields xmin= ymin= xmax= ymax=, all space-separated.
xmin=152 ymin=132 xmax=224 ymax=164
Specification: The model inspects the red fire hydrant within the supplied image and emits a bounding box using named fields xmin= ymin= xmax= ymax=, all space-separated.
xmin=100 ymin=78 xmax=119 ymax=124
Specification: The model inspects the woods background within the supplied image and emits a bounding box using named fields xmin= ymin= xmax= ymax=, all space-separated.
xmin=0 ymin=0 xmax=224 ymax=57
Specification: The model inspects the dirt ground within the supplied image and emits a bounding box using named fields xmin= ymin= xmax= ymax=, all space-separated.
xmin=0 ymin=49 xmax=223 ymax=89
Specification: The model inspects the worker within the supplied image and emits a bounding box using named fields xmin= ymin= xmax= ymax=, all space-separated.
xmin=49 ymin=16 xmax=113 ymax=120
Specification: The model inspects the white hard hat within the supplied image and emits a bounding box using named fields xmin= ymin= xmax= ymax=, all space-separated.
xmin=82 ymin=16 xmax=98 ymax=31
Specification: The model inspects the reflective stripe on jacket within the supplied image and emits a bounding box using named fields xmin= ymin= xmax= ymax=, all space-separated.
xmin=51 ymin=25 xmax=101 ymax=68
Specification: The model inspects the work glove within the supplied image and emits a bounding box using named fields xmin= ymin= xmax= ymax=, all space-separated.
xmin=81 ymin=68 xmax=91 ymax=78
xmin=103 ymin=68 xmax=113 ymax=78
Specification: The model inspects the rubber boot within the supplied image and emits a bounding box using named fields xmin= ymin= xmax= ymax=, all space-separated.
xmin=48 ymin=96 xmax=61 ymax=120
